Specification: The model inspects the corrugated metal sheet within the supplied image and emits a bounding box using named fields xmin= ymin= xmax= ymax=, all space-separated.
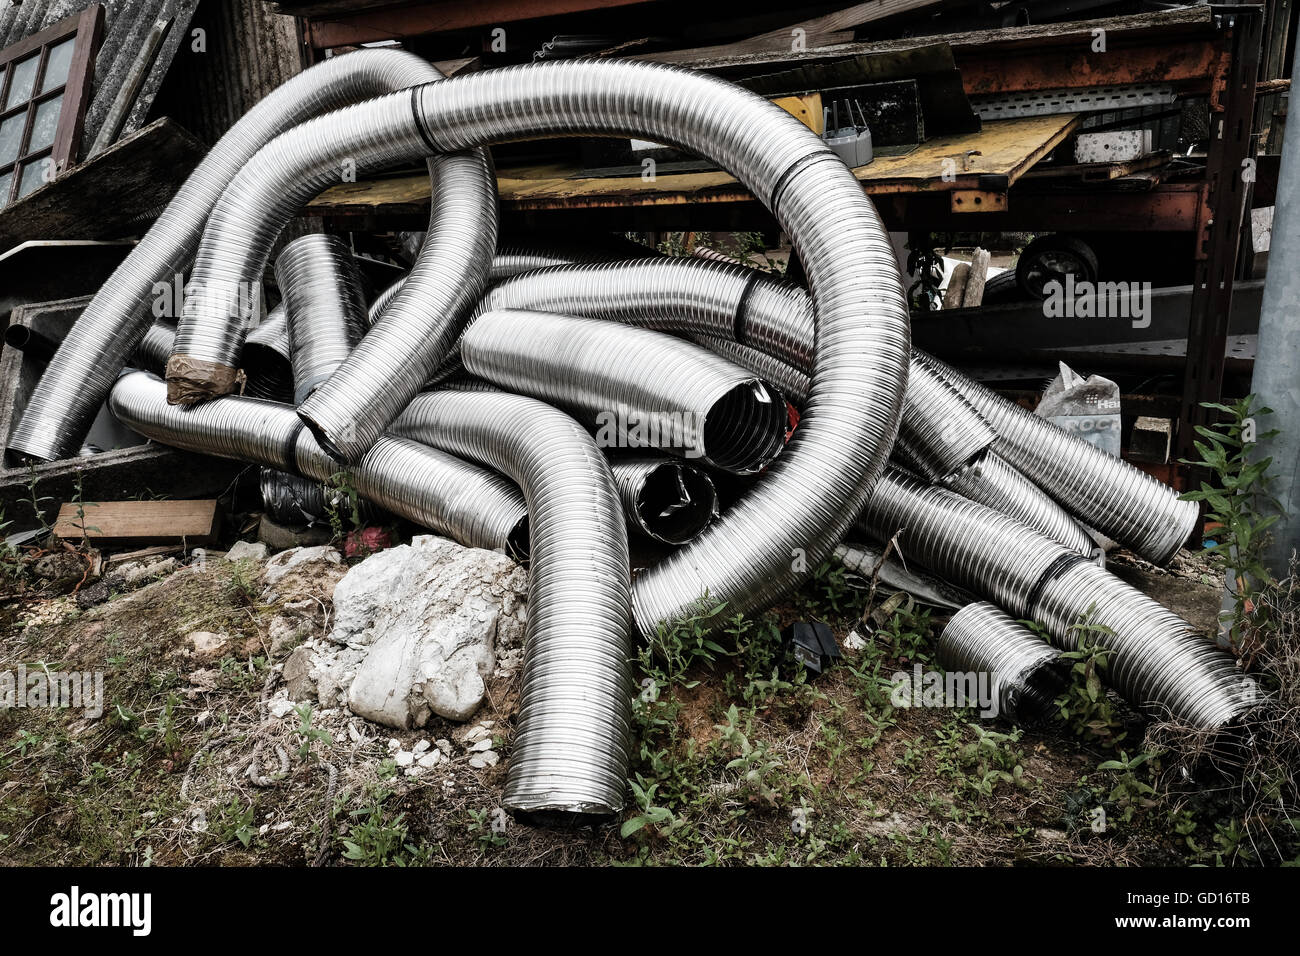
xmin=0 ymin=1 xmax=200 ymax=156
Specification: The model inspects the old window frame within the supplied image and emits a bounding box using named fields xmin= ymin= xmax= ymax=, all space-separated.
xmin=0 ymin=3 xmax=105 ymax=208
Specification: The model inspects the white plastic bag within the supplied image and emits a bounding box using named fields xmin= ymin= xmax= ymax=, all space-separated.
xmin=1035 ymin=361 xmax=1122 ymax=457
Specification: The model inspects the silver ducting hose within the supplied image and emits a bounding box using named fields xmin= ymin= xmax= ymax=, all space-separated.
xmin=609 ymin=456 xmax=719 ymax=545
xmin=464 ymin=256 xmax=986 ymax=480
xmin=299 ymin=148 xmax=499 ymax=462
xmin=108 ymin=372 xmax=529 ymax=557
xmin=390 ymin=390 xmax=634 ymax=820
xmin=858 ymin=470 xmax=1254 ymax=728
xmin=165 ymin=59 xmax=913 ymax=638
xmin=941 ymin=452 xmax=1101 ymax=562
xmin=937 ymin=602 xmax=1067 ymax=724
xmin=134 ymin=321 xmax=176 ymax=373
xmin=242 ymin=307 xmax=293 ymax=403
xmin=923 ymin=354 xmax=1199 ymax=564
xmin=689 ymin=332 xmax=1096 ymax=559
xmin=275 ymin=235 xmax=369 ymax=404
xmin=7 ymin=48 xmax=454 ymax=464
xmin=461 ymin=310 xmax=788 ymax=475
xmin=492 ymin=237 xmax=661 ymax=279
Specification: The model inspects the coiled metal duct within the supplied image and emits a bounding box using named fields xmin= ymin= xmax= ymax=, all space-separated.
xmin=609 ymin=456 xmax=719 ymax=545
xmin=922 ymin=353 xmax=1199 ymax=565
xmin=688 ymin=332 xmax=1097 ymax=560
xmin=461 ymin=310 xmax=788 ymax=475
xmin=858 ymin=470 xmax=1254 ymax=727
xmin=390 ymin=390 xmax=634 ymax=819
xmin=937 ymin=602 xmax=1067 ymax=724
xmin=275 ymin=235 xmax=369 ymax=403
xmin=108 ymin=372 xmax=529 ymax=558
xmin=134 ymin=321 xmax=177 ymax=373
xmin=492 ymin=237 xmax=662 ymax=279
xmin=164 ymin=59 xmax=912 ymax=637
xmin=7 ymin=48 xmax=454 ymax=464
xmin=464 ymin=256 xmax=987 ymax=481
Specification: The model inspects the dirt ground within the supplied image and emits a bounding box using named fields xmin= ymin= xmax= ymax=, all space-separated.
xmin=0 ymin=536 xmax=1290 ymax=867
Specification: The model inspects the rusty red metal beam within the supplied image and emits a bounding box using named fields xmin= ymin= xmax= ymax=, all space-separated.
xmin=956 ymin=39 xmax=1227 ymax=96
xmin=304 ymin=0 xmax=655 ymax=49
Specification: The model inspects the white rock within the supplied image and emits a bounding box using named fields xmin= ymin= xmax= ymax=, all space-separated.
xmin=469 ymin=738 xmax=494 ymax=752
xmin=413 ymin=740 xmax=431 ymax=754
xmin=394 ymin=750 xmax=414 ymax=768
xmin=417 ymin=751 xmax=441 ymax=769
xmin=478 ymin=749 xmax=500 ymax=767
xmin=468 ymin=755 xmax=488 ymax=769
xmin=268 ymin=699 xmax=297 ymax=718
xmin=340 ymin=536 xmax=527 ymax=727
xmin=436 ymin=739 xmax=453 ymax=755
xmin=225 ymin=540 xmax=269 ymax=562
xmin=347 ymin=723 xmax=366 ymax=744
xmin=844 ymin=630 xmax=868 ymax=652
xmin=387 ymin=739 xmax=401 ymax=752
xmin=264 ymin=545 xmax=341 ymax=585
xmin=463 ymin=724 xmax=493 ymax=744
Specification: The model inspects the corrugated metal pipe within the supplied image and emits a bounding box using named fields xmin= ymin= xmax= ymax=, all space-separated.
xmin=107 ymin=372 xmax=529 ymax=559
xmin=171 ymin=58 xmax=909 ymax=635
xmin=609 ymin=455 xmax=719 ymax=545
xmin=260 ymin=468 xmax=377 ymax=530
xmin=463 ymin=256 xmax=987 ymax=482
xmin=7 ymin=48 xmax=456 ymax=465
xmin=923 ymin=353 xmax=1198 ymax=565
xmin=460 ymin=310 xmax=788 ymax=475
xmin=937 ymin=602 xmax=1067 ymax=724
xmin=688 ymin=333 xmax=1098 ymax=560
xmin=242 ymin=307 xmax=293 ymax=403
xmin=470 ymin=256 xmax=1191 ymax=564
xmin=857 ymin=469 xmax=1255 ymax=728
xmin=390 ymin=390 xmax=634 ymax=820
xmin=275 ymin=235 xmax=369 ymax=404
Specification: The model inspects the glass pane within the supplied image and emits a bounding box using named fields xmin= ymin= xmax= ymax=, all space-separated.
xmin=28 ymin=94 xmax=63 ymax=154
xmin=4 ymin=55 xmax=39 ymax=110
xmin=17 ymin=157 xmax=48 ymax=198
xmin=0 ymin=169 xmax=12 ymax=208
xmin=42 ymin=38 xmax=76 ymax=93
xmin=0 ymin=112 xmax=23 ymax=166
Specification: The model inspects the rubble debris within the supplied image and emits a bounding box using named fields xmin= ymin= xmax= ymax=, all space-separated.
xmin=333 ymin=535 xmax=527 ymax=728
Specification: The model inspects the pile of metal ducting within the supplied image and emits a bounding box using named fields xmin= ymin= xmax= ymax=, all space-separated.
xmin=6 ymin=50 xmax=1258 ymax=823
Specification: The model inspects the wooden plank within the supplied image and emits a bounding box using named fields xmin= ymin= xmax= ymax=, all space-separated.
xmin=0 ymin=118 xmax=206 ymax=248
xmin=54 ymin=499 xmax=220 ymax=547
xmin=1020 ymin=152 xmax=1171 ymax=183
xmin=305 ymin=113 xmax=1078 ymax=217
xmin=942 ymin=262 xmax=969 ymax=309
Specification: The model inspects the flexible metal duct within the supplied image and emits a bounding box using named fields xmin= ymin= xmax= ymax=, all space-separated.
xmin=166 ymin=60 xmax=911 ymax=637
xmin=7 ymin=48 xmax=455 ymax=464
xmin=609 ymin=455 xmax=719 ymax=545
xmin=464 ymin=256 xmax=986 ymax=481
xmin=688 ymin=332 xmax=1096 ymax=560
xmin=134 ymin=321 xmax=176 ymax=373
xmin=858 ymin=470 xmax=1254 ymax=728
xmin=242 ymin=307 xmax=293 ymax=403
xmin=492 ymin=237 xmax=662 ymax=279
xmin=941 ymin=452 xmax=1101 ymax=562
xmin=107 ymin=372 xmax=529 ymax=557
xmin=461 ymin=310 xmax=788 ymax=474
xmin=275 ymin=235 xmax=369 ymax=403
xmin=298 ymin=148 xmax=499 ymax=462
xmin=922 ymin=354 xmax=1199 ymax=565
xmin=390 ymin=389 xmax=634 ymax=819
xmin=937 ymin=602 xmax=1067 ymax=724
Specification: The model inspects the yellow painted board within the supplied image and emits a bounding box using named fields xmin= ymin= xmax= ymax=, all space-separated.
xmin=306 ymin=113 xmax=1079 ymax=215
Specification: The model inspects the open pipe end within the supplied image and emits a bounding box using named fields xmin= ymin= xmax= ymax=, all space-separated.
xmin=701 ymin=380 xmax=788 ymax=474
xmin=634 ymin=461 xmax=718 ymax=545
xmin=242 ymin=344 xmax=294 ymax=403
